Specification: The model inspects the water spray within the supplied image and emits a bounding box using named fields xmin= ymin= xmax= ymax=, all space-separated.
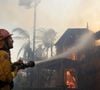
xmin=35 ymin=32 xmax=95 ymax=64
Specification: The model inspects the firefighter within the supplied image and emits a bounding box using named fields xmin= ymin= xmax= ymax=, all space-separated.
xmin=0 ymin=29 xmax=17 ymax=90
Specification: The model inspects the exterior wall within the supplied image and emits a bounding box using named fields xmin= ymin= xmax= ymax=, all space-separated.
xmin=56 ymin=44 xmax=96 ymax=61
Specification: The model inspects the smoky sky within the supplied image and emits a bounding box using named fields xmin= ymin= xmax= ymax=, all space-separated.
xmin=67 ymin=0 xmax=99 ymax=29
xmin=0 ymin=0 xmax=8 ymax=3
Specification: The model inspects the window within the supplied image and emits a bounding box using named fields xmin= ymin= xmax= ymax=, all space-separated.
xmin=64 ymin=68 xmax=78 ymax=89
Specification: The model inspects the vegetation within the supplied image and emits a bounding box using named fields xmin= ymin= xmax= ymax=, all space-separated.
xmin=12 ymin=27 xmax=56 ymax=60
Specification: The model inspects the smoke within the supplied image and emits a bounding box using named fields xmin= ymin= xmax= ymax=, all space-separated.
xmin=66 ymin=0 xmax=99 ymax=30
xmin=58 ymin=32 xmax=94 ymax=58
xmin=19 ymin=0 xmax=41 ymax=8
xmin=19 ymin=0 xmax=33 ymax=8
xmin=35 ymin=32 xmax=95 ymax=64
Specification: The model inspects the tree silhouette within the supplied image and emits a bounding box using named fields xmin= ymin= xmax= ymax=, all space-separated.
xmin=12 ymin=27 xmax=46 ymax=61
xmin=12 ymin=27 xmax=57 ymax=60
xmin=42 ymin=29 xmax=56 ymax=57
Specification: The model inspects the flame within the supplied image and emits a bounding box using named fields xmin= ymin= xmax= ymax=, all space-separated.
xmin=64 ymin=70 xmax=77 ymax=88
xmin=95 ymin=40 xmax=100 ymax=46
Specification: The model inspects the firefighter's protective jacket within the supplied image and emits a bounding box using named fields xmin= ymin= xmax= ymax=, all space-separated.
xmin=0 ymin=50 xmax=13 ymax=90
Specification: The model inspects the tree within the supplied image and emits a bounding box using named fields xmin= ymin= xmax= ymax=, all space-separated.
xmin=35 ymin=44 xmax=45 ymax=60
xmin=12 ymin=28 xmax=32 ymax=60
xmin=12 ymin=27 xmax=46 ymax=61
xmin=42 ymin=29 xmax=57 ymax=57
xmin=12 ymin=27 xmax=57 ymax=60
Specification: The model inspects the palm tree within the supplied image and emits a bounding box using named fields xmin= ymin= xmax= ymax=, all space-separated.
xmin=12 ymin=27 xmax=46 ymax=61
xmin=42 ymin=29 xmax=56 ymax=57
xmin=12 ymin=28 xmax=32 ymax=60
xmin=12 ymin=27 xmax=57 ymax=60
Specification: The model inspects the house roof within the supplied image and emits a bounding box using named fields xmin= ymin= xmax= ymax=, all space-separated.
xmin=95 ymin=31 xmax=100 ymax=40
xmin=55 ymin=28 xmax=92 ymax=47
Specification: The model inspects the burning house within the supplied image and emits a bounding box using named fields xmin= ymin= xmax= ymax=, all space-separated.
xmin=14 ymin=28 xmax=100 ymax=90
xmin=55 ymin=28 xmax=95 ymax=60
